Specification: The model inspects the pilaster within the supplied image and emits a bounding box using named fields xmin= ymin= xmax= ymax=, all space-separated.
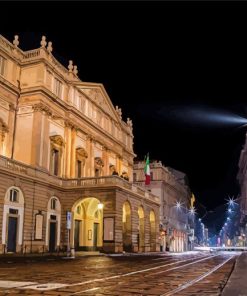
xmin=70 ymin=128 xmax=76 ymax=178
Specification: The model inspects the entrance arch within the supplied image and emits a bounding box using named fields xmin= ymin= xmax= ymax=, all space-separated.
xmin=138 ymin=206 xmax=145 ymax=252
xmin=46 ymin=196 xmax=61 ymax=252
xmin=122 ymin=201 xmax=132 ymax=252
xmin=72 ymin=197 xmax=103 ymax=251
xmin=150 ymin=210 xmax=156 ymax=252
xmin=2 ymin=187 xmax=24 ymax=253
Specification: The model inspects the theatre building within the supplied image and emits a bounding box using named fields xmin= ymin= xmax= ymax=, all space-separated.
xmin=0 ymin=34 xmax=160 ymax=254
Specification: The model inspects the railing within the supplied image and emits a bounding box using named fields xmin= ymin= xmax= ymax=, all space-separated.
xmin=0 ymin=155 xmax=160 ymax=204
xmin=24 ymin=49 xmax=41 ymax=59
xmin=23 ymin=48 xmax=70 ymax=79
xmin=0 ymin=35 xmax=25 ymax=58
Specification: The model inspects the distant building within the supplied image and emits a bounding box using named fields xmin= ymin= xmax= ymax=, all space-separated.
xmin=237 ymin=134 xmax=247 ymax=246
xmin=133 ymin=160 xmax=191 ymax=252
xmin=0 ymin=34 xmax=160 ymax=254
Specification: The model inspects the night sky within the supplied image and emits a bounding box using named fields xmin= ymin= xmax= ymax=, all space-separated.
xmin=2 ymin=2 xmax=247 ymax=214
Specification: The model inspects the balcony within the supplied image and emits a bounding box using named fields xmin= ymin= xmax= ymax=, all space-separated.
xmin=0 ymin=155 xmax=160 ymax=205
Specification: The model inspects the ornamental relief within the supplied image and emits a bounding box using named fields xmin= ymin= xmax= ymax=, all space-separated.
xmin=76 ymin=147 xmax=88 ymax=162
xmin=50 ymin=135 xmax=65 ymax=147
xmin=0 ymin=117 xmax=9 ymax=142
xmin=32 ymin=103 xmax=52 ymax=116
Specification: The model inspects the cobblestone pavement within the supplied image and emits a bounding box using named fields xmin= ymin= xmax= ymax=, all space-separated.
xmin=0 ymin=251 xmax=238 ymax=295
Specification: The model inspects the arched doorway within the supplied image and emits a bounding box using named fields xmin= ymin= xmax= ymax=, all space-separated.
xmin=2 ymin=187 xmax=24 ymax=253
xmin=138 ymin=206 xmax=145 ymax=252
xmin=122 ymin=201 xmax=132 ymax=252
xmin=72 ymin=197 xmax=103 ymax=251
xmin=150 ymin=210 xmax=156 ymax=252
xmin=46 ymin=197 xmax=61 ymax=252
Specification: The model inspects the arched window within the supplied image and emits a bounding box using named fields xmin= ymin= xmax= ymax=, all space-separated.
xmin=50 ymin=198 xmax=57 ymax=210
xmin=9 ymin=188 xmax=19 ymax=202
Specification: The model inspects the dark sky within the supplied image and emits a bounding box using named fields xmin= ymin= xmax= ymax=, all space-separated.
xmin=2 ymin=2 xmax=247 ymax=212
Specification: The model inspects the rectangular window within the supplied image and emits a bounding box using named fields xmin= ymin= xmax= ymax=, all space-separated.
xmin=9 ymin=189 xmax=18 ymax=202
xmin=77 ymin=160 xmax=82 ymax=178
xmin=9 ymin=208 xmax=18 ymax=214
xmin=52 ymin=149 xmax=59 ymax=176
xmin=133 ymin=173 xmax=137 ymax=182
xmin=50 ymin=214 xmax=57 ymax=221
xmin=53 ymin=77 xmax=62 ymax=97
xmin=51 ymin=199 xmax=56 ymax=210
xmin=0 ymin=56 xmax=6 ymax=76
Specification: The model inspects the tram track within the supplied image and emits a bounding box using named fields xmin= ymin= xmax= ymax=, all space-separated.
xmin=66 ymin=254 xmax=219 ymax=295
xmin=159 ymin=255 xmax=236 ymax=296
xmin=68 ymin=253 xmax=237 ymax=295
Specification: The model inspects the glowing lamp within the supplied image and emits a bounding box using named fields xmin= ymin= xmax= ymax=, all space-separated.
xmin=98 ymin=202 xmax=104 ymax=210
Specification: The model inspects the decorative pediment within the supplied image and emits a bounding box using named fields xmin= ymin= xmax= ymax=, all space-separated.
xmin=76 ymin=147 xmax=88 ymax=159
xmin=77 ymin=86 xmax=121 ymax=123
xmin=50 ymin=135 xmax=64 ymax=147
xmin=94 ymin=157 xmax=104 ymax=168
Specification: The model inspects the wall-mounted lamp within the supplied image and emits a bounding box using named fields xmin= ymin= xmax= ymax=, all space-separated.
xmin=98 ymin=202 xmax=104 ymax=210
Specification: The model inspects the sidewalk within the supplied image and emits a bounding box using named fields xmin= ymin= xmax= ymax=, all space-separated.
xmin=222 ymin=251 xmax=247 ymax=296
xmin=0 ymin=251 xmax=103 ymax=263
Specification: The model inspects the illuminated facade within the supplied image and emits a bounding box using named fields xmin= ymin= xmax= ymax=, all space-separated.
xmin=0 ymin=34 xmax=160 ymax=254
xmin=134 ymin=161 xmax=191 ymax=252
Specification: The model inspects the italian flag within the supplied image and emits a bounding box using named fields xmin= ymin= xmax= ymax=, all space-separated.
xmin=144 ymin=154 xmax=150 ymax=185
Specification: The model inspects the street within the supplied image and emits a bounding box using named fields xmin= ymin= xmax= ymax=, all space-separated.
xmin=0 ymin=251 xmax=237 ymax=295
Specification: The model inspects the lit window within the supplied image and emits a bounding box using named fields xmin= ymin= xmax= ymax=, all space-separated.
xmin=0 ymin=56 xmax=6 ymax=76
xmin=9 ymin=189 xmax=19 ymax=202
xmin=51 ymin=198 xmax=56 ymax=210
xmin=53 ymin=77 xmax=62 ymax=97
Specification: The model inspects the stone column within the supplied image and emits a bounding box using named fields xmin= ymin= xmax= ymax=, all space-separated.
xmin=6 ymin=103 xmax=15 ymax=158
xmin=40 ymin=113 xmax=50 ymax=170
xmin=116 ymin=155 xmax=122 ymax=175
xmin=85 ymin=136 xmax=94 ymax=177
xmin=102 ymin=146 xmax=109 ymax=176
xmin=31 ymin=109 xmax=43 ymax=166
xmin=118 ymin=156 xmax=123 ymax=176
xmin=70 ymin=127 xmax=76 ymax=178
xmin=64 ymin=122 xmax=72 ymax=178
